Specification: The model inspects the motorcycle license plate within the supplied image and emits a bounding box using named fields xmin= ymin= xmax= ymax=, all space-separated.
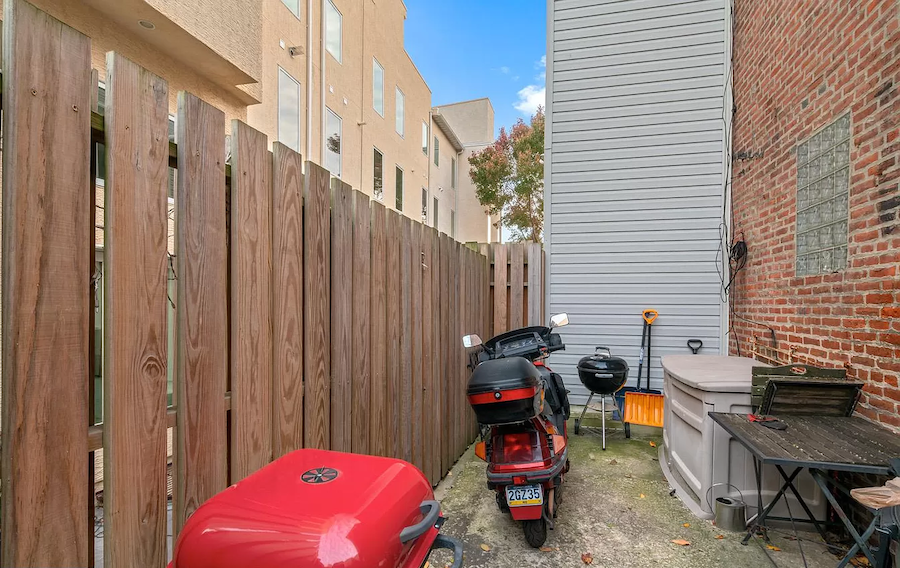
xmin=505 ymin=484 xmax=543 ymax=507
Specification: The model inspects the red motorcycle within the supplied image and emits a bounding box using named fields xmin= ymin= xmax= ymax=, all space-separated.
xmin=462 ymin=313 xmax=571 ymax=547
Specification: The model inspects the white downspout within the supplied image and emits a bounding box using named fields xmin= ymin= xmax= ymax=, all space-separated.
xmin=306 ymin=0 xmax=313 ymax=162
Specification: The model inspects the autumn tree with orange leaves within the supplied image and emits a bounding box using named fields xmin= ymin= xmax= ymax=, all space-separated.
xmin=468 ymin=107 xmax=544 ymax=243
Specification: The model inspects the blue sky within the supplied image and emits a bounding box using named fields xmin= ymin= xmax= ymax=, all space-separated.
xmin=404 ymin=0 xmax=547 ymax=137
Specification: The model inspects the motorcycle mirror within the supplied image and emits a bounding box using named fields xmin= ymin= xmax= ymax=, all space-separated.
xmin=549 ymin=313 xmax=569 ymax=329
xmin=462 ymin=334 xmax=482 ymax=349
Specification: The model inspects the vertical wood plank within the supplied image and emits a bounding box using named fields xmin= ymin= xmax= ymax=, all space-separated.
xmin=88 ymin=65 xmax=99 ymax=568
xmin=230 ymin=120 xmax=273 ymax=480
xmin=303 ymin=161 xmax=332 ymax=450
xmin=509 ymin=244 xmax=524 ymax=329
xmin=478 ymin=243 xmax=492 ymax=339
xmin=440 ymin=235 xmax=451 ymax=474
xmin=330 ymin=180 xmax=353 ymax=453
xmin=103 ymin=52 xmax=170 ymax=568
xmin=410 ymin=223 xmax=424 ymax=472
xmin=352 ymin=191 xmax=372 ymax=455
xmin=369 ymin=201 xmax=387 ymax=457
xmin=272 ymin=143 xmax=304 ymax=458
xmin=174 ymin=92 xmax=228 ymax=532
xmin=455 ymin=243 xmax=465 ymax=459
xmin=1 ymin=2 xmax=91 ymax=564
xmin=399 ymin=217 xmax=413 ymax=463
xmin=385 ymin=210 xmax=401 ymax=459
xmin=421 ymin=228 xmax=435 ymax=483
xmin=430 ymin=229 xmax=441 ymax=482
xmin=493 ymin=244 xmax=508 ymax=335
xmin=528 ymin=243 xmax=543 ymax=326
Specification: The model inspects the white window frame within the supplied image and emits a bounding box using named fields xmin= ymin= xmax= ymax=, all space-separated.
xmin=433 ymin=136 xmax=440 ymax=167
xmin=324 ymin=107 xmax=342 ymax=178
xmin=395 ymin=87 xmax=405 ymax=137
xmin=373 ymin=147 xmax=384 ymax=201
xmin=277 ymin=66 xmax=302 ymax=153
xmin=281 ymin=0 xmax=300 ymax=19
xmin=451 ymin=156 xmax=457 ymax=189
xmin=395 ymin=165 xmax=404 ymax=211
xmin=325 ymin=0 xmax=342 ymax=63
xmin=421 ymin=121 xmax=428 ymax=155
xmin=373 ymin=58 xmax=385 ymax=117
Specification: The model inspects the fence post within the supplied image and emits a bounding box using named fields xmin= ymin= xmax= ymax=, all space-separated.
xmin=1 ymin=1 xmax=91 ymax=564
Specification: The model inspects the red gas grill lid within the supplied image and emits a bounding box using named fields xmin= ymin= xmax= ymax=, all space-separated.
xmin=171 ymin=449 xmax=438 ymax=568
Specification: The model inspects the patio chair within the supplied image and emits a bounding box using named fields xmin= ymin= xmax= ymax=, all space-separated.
xmin=849 ymin=458 xmax=900 ymax=568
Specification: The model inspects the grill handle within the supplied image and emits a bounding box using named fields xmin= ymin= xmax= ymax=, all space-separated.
xmin=594 ymin=345 xmax=612 ymax=358
xmin=399 ymin=500 xmax=441 ymax=544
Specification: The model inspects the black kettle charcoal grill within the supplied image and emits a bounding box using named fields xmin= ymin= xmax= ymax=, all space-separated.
xmin=574 ymin=347 xmax=629 ymax=450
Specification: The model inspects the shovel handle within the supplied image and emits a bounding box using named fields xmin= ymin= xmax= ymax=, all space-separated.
xmin=642 ymin=309 xmax=659 ymax=325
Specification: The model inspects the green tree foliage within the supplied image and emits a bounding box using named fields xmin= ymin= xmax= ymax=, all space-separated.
xmin=468 ymin=107 xmax=544 ymax=243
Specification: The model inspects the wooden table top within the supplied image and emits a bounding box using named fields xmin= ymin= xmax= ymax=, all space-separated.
xmin=709 ymin=413 xmax=900 ymax=475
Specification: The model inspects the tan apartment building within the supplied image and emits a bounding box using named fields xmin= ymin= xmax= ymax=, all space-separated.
xmin=1 ymin=0 xmax=497 ymax=240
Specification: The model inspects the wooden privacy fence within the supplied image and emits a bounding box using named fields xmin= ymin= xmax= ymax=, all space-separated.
xmin=481 ymin=242 xmax=546 ymax=338
xmin=0 ymin=2 xmax=489 ymax=566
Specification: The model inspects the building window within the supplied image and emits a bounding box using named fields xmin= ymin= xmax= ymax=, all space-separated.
xmin=325 ymin=107 xmax=342 ymax=177
xmin=796 ymin=113 xmax=851 ymax=276
xmin=373 ymin=148 xmax=384 ymax=201
xmin=277 ymin=67 xmax=301 ymax=153
xmin=395 ymin=166 xmax=404 ymax=211
xmin=422 ymin=122 xmax=428 ymax=155
xmin=451 ymin=210 xmax=456 ymax=238
xmin=325 ymin=0 xmax=342 ymax=63
xmin=422 ymin=188 xmax=428 ymax=223
xmin=281 ymin=0 xmax=300 ymax=18
xmin=395 ymin=88 xmax=405 ymax=137
xmin=373 ymin=58 xmax=385 ymax=117
xmin=451 ymin=156 xmax=457 ymax=189
xmin=433 ymin=197 xmax=439 ymax=229
xmin=434 ymin=136 xmax=440 ymax=167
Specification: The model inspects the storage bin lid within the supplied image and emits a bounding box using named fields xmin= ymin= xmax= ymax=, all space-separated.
xmin=661 ymin=355 xmax=769 ymax=393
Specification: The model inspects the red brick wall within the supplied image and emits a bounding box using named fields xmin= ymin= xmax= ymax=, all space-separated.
xmin=730 ymin=0 xmax=900 ymax=428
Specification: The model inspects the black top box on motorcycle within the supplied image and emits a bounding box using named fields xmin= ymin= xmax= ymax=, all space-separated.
xmin=467 ymin=357 xmax=542 ymax=425
xmin=577 ymin=351 xmax=629 ymax=395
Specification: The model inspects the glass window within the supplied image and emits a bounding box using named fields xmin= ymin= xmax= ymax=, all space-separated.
xmin=373 ymin=148 xmax=384 ymax=201
xmin=422 ymin=188 xmax=428 ymax=223
xmin=281 ymin=0 xmax=300 ymax=18
xmin=167 ymin=116 xmax=176 ymax=199
xmin=278 ymin=67 xmax=301 ymax=153
xmin=325 ymin=108 xmax=342 ymax=177
xmin=325 ymin=0 xmax=342 ymax=63
xmin=422 ymin=122 xmax=428 ymax=155
xmin=434 ymin=136 xmax=440 ymax=167
xmin=451 ymin=156 xmax=457 ymax=189
xmin=395 ymin=166 xmax=404 ymax=211
xmin=373 ymin=59 xmax=384 ymax=116
xmin=795 ymin=113 xmax=851 ymax=276
xmin=451 ymin=210 xmax=456 ymax=238
xmin=395 ymin=88 xmax=405 ymax=137
xmin=433 ymin=197 xmax=439 ymax=229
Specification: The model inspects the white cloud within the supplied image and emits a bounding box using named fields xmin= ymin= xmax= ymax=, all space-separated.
xmin=512 ymin=75 xmax=520 ymax=81
xmin=514 ymin=84 xmax=545 ymax=115
xmin=499 ymin=66 xmax=510 ymax=74
xmin=538 ymin=55 xmax=546 ymax=68
xmin=535 ymin=55 xmax=546 ymax=81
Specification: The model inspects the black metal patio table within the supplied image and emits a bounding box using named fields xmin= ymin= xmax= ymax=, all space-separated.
xmin=709 ymin=412 xmax=900 ymax=567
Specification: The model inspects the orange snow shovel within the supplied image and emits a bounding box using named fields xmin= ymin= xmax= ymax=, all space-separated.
xmin=623 ymin=309 xmax=664 ymax=428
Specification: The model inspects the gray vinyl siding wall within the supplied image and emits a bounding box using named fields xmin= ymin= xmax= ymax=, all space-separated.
xmin=546 ymin=0 xmax=730 ymax=402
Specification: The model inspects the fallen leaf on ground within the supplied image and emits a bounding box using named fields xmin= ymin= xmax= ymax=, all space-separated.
xmin=625 ymin=473 xmax=633 ymax=479
xmin=588 ymin=453 xmax=596 ymax=460
xmin=715 ymin=535 xmax=725 ymax=540
xmin=609 ymin=459 xmax=618 ymax=465
xmin=672 ymin=539 xmax=691 ymax=546
xmin=683 ymin=523 xmax=690 ymax=528
xmin=766 ymin=544 xmax=781 ymax=552
xmin=539 ymin=546 xmax=553 ymax=552
xmin=480 ymin=543 xmax=491 ymax=552
xmin=581 ymin=553 xmax=593 ymax=564
xmin=850 ymin=556 xmax=871 ymax=567
xmin=649 ymin=441 xmax=657 ymax=447
xmin=640 ymin=494 xmax=646 ymax=499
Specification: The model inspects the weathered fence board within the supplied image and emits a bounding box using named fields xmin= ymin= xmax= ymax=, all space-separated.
xmin=528 ymin=243 xmax=543 ymax=326
xmin=330 ymin=180 xmax=354 ymax=452
xmin=400 ymin=217 xmax=413 ymax=463
xmin=431 ymin=229 xmax=442 ymax=482
xmin=369 ymin=201 xmax=388 ymax=457
xmin=455 ymin=244 xmax=465 ymax=460
xmin=1 ymin=2 xmax=91 ymax=563
xmin=440 ymin=234 xmax=451 ymax=475
xmin=509 ymin=244 xmax=524 ymax=329
xmin=411 ymin=223 xmax=424 ymax=473
xmin=385 ymin=210 xmax=402 ymax=459
xmin=230 ymin=121 xmax=274 ymax=481
xmin=422 ymin=228 xmax=436 ymax=484
xmin=102 ymin=52 xmax=170 ymax=568
xmin=493 ymin=244 xmax=508 ymax=335
xmin=303 ymin=162 xmax=332 ymax=450
xmin=352 ymin=191 xmax=372 ymax=455
xmin=174 ymin=92 xmax=228 ymax=532
xmin=272 ymin=143 xmax=304 ymax=458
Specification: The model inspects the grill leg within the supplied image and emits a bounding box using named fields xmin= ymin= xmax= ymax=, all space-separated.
xmin=574 ymin=392 xmax=594 ymax=435
xmin=602 ymin=397 xmax=607 ymax=451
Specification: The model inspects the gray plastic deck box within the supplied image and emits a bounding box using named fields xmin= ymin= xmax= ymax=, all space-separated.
xmin=660 ymin=355 xmax=826 ymax=522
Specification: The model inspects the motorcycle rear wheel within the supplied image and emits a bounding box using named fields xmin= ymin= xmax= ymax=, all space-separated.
xmin=523 ymin=518 xmax=547 ymax=548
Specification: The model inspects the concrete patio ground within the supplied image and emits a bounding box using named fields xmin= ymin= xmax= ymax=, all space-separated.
xmin=429 ymin=420 xmax=843 ymax=568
